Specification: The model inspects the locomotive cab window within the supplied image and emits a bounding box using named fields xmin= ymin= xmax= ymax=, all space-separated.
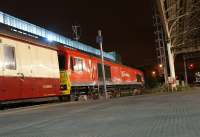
xmin=58 ymin=54 xmax=66 ymax=70
xmin=74 ymin=57 xmax=83 ymax=71
xmin=3 ymin=46 xmax=16 ymax=70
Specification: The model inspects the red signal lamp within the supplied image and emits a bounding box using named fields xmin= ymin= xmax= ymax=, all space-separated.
xmin=188 ymin=63 xmax=194 ymax=69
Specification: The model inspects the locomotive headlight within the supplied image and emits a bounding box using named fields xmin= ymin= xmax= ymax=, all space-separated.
xmin=60 ymin=85 xmax=67 ymax=90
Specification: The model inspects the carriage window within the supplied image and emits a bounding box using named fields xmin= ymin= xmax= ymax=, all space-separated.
xmin=74 ymin=58 xmax=83 ymax=71
xmin=3 ymin=46 xmax=16 ymax=70
xmin=58 ymin=54 xmax=66 ymax=70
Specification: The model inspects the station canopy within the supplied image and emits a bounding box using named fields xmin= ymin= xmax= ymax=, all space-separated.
xmin=156 ymin=0 xmax=200 ymax=55
xmin=0 ymin=11 xmax=116 ymax=61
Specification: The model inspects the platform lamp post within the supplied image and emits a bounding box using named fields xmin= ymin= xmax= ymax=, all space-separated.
xmin=96 ymin=30 xmax=108 ymax=99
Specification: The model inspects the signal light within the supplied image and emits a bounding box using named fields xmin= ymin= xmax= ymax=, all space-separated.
xmin=152 ymin=71 xmax=156 ymax=76
xmin=188 ymin=63 xmax=194 ymax=69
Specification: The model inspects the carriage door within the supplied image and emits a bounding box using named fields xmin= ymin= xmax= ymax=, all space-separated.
xmin=1 ymin=45 xmax=21 ymax=100
xmin=97 ymin=63 xmax=111 ymax=82
xmin=18 ymin=44 xmax=34 ymax=99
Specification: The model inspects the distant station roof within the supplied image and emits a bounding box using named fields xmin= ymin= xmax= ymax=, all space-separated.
xmin=0 ymin=11 xmax=116 ymax=61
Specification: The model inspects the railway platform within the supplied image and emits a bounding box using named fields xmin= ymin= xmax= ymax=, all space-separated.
xmin=0 ymin=88 xmax=200 ymax=137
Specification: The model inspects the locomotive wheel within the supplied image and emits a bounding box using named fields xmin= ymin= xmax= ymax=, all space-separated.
xmin=133 ymin=89 xmax=142 ymax=95
xmin=116 ymin=92 xmax=121 ymax=97
xmin=0 ymin=103 xmax=4 ymax=110
xmin=133 ymin=89 xmax=138 ymax=95
xmin=59 ymin=95 xmax=71 ymax=102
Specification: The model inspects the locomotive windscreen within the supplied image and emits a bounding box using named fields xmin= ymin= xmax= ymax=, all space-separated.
xmin=97 ymin=63 xmax=111 ymax=81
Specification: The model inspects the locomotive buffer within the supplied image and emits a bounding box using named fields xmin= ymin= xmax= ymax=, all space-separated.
xmin=96 ymin=30 xmax=108 ymax=99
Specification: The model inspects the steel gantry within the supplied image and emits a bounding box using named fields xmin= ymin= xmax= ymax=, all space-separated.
xmin=153 ymin=7 xmax=168 ymax=85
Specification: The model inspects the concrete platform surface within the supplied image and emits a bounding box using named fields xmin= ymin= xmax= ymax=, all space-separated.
xmin=1 ymin=88 xmax=200 ymax=137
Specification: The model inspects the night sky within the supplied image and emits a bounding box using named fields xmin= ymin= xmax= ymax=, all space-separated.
xmin=0 ymin=0 xmax=156 ymax=67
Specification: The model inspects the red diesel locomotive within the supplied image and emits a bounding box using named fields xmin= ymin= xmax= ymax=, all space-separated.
xmin=57 ymin=46 xmax=144 ymax=98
